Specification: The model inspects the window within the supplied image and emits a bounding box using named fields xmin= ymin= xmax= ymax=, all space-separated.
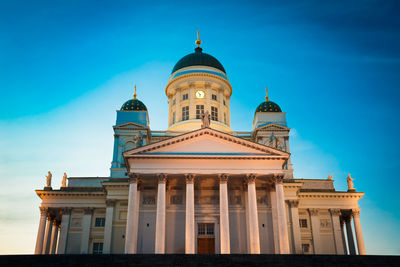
xmin=172 ymin=98 xmax=176 ymax=105
xmin=182 ymin=93 xmax=188 ymax=100
xmin=196 ymin=105 xmax=204 ymax=119
xmin=198 ymin=223 xmax=214 ymax=236
xmin=224 ymin=113 xmax=226 ymax=124
xmin=95 ymin=218 xmax=105 ymax=227
xmin=299 ymin=219 xmax=308 ymax=228
xmin=212 ymin=94 xmax=217 ymax=101
xmin=172 ymin=112 xmax=176 ymax=124
xmin=223 ymin=99 xmax=226 ymax=105
xmin=182 ymin=106 xmax=189 ymax=121
xmin=93 ymin=242 xmax=103 ymax=254
xmin=211 ymin=106 xmax=218 ymax=121
xmin=302 ymin=244 xmax=310 ymax=253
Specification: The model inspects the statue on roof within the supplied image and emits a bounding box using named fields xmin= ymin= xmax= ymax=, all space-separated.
xmin=347 ymin=174 xmax=355 ymax=191
xmin=62 ymin=172 xmax=67 ymax=187
xmin=46 ymin=171 xmax=52 ymax=187
xmin=201 ymin=111 xmax=211 ymax=128
xmin=327 ymin=174 xmax=333 ymax=180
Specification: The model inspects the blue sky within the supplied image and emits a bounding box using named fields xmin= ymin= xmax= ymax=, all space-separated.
xmin=0 ymin=0 xmax=399 ymax=254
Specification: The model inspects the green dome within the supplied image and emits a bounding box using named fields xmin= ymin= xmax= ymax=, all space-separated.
xmin=121 ymin=99 xmax=147 ymax=111
xmin=172 ymin=47 xmax=226 ymax=74
xmin=256 ymin=101 xmax=282 ymax=113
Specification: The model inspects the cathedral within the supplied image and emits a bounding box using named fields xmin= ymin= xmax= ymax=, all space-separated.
xmin=34 ymin=34 xmax=366 ymax=255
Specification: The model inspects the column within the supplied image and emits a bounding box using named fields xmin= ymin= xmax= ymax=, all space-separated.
xmin=219 ymin=174 xmax=230 ymax=254
xmin=49 ymin=219 xmax=59 ymax=254
xmin=243 ymin=184 xmax=250 ymax=253
xmin=35 ymin=207 xmax=48 ymax=254
xmin=80 ymin=207 xmax=93 ymax=254
xmin=288 ymin=200 xmax=302 ymax=254
xmin=340 ymin=217 xmax=348 ymax=255
xmin=155 ymin=173 xmax=167 ymax=254
xmin=103 ymin=199 xmax=116 ymax=254
xmin=125 ymin=174 xmax=139 ymax=253
xmin=330 ymin=209 xmax=345 ymax=254
xmin=246 ymin=174 xmax=260 ymax=254
xmin=274 ymin=174 xmax=290 ymax=254
xmin=185 ymin=174 xmax=195 ymax=254
xmin=309 ymin=209 xmax=321 ymax=254
xmin=344 ymin=214 xmax=356 ymax=255
xmin=352 ymin=209 xmax=366 ymax=255
xmin=57 ymin=208 xmax=72 ymax=254
xmin=42 ymin=213 xmax=53 ymax=254
xmin=269 ymin=187 xmax=280 ymax=253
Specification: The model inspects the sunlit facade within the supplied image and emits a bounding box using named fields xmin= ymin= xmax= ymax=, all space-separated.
xmin=34 ymin=36 xmax=366 ymax=255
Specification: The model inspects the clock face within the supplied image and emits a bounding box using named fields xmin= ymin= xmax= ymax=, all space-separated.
xmin=195 ymin=90 xmax=205 ymax=98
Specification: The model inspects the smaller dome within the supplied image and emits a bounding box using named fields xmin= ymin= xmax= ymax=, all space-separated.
xmin=256 ymin=100 xmax=282 ymax=113
xmin=121 ymin=99 xmax=147 ymax=111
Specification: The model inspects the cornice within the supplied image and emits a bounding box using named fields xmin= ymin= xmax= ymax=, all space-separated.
xmin=165 ymin=73 xmax=232 ymax=96
xmin=36 ymin=190 xmax=106 ymax=199
xmin=298 ymin=192 xmax=364 ymax=199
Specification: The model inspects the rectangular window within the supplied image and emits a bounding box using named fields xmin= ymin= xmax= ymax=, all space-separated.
xmin=299 ymin=219 xmax=308 ymax=228
xmin=172 ymin=111 xmax=176 ymax=124
xmin=182 ymin=106 xmax=189 ymax=121
xmin=93 ymin=242 xmax=103 ymax=254
xmin=196 ymin=105 xmax=204 ymax=119
xmin=223 ymin=99 xmax=226 ymax=105
xmin=302 ymin=243 xmax=310 ymax=253
xmin=198 ymin=223 xmax=214 ymax=236
xmin=212 ymin=94 xmax=217 ymax=101
xmin=95 ymin=218 xmax=105 ymax=227
xmin=224 ymin=113 xmax=226 ymax=124
xmin=182 ymin=93 xmax=188 ymax=100
xmin=211 ymin=106 xmax=218 ymax=121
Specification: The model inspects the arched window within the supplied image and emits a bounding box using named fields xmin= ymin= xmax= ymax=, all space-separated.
xmin=124 ymin=141 xmax=135 ymax=152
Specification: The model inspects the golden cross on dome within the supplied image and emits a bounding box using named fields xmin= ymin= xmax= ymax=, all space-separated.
xmin=133 ymin=85 xmax=137 ymax=99
xmin=265 ymin=87 xmax=269 ymax=101
xmin=196 ymin=30 xmax=201 ymax=47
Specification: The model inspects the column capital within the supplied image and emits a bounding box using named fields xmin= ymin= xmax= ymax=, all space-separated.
xmin=352 ymin=208 xmax=361 ymax=218
xmin=106 ymin=199 xmax=117 ymax=207
xmin=61 ymin=207 xmax=72 ymax=215
xmin=245 ymin=173 xmax=257 ymax=184
xmin=128 ymin=173 xmax=140 ymax=183
xmin=273 ymin=173 xmax=285 ymax=184
xmin=287 ymin=199 xmax=299 ymax=208
xmin=219 ymin=173 xmax=229 ymax=183
xmin=157 ymin=173 xmax=168 ymax=183
xmin=309 ymin=208 xmax=319 ymax=216
xmin=330 ymin=208 xmax=341 ymax=216
xmin=39 ymin=207 xmax=48 ymax=215
xmin=83 ymin=207 xmax=94 ymax=215
xmin=185 ymin=174 xmax=195 ymax=184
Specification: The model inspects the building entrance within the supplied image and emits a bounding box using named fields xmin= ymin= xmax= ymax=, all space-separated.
xmin=197 ymin=223 xmax=215 ymax=254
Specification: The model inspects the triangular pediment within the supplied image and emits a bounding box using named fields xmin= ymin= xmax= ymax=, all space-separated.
xmin=254 ymin=123 xmax=290 ymax=131
xmin=114 ymin=122 xmax=148 ymax=130
xmin=124 ymin=128 xmax=289 ymax=158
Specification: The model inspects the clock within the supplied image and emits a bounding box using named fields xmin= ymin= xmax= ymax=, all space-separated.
xmin=195 ymin=90 xmax=205 ymax=99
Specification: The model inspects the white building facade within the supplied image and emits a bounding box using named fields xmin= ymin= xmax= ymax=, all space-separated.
xmin=34 ymin=37 xmax=365 ymax=255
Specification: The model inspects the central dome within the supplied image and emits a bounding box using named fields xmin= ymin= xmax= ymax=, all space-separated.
xmin=172 ymin=47 xmax=226 ymax=74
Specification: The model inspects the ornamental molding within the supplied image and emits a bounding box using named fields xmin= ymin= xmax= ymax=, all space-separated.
xmin=352 ymin=208 xmax=361 ymax=217
xmin=254 ymin=123 xmax=290 ymax=132
xmin=124 ymin=127 xmax=290 ymax=160
xmin=219 ymin=173 xmax=229 ymax=183
xmin=185 ymin=174 xmax=195 ymax=184
xmin=36 ymin=190 xmax=106 ymax=199
xmin=157 ymin=173 xmax=168 ymax=183
xmin=128 ymin=173 xmax=140 ymax=183
xmin=298 ymin=192 xmax=364 ymax=200
xmin=166 ymin=73 xmax=232 ymax=96
xmin=309 ymin=208 xmax=319 ymax=216
xmin=330 ymin=208 xmax=341 ymax=216
xmin=245 ymin=173 xmax=257 ymax=184
xmin=286 ymin=199 xmax=299 ymax=207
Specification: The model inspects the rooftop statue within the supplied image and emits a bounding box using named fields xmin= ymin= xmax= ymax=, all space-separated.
xmin=46 ymin=171 xmax=52 ymax=187
xmin=347 ymin=174 xmax=355 ymax=191
xmin=201 ymin=111 xmax=211 ymax=128
xmin=327 ymin=174 xmax=333 ymax=180
xmin=62 ymin=172 xmax=67 ymax=187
